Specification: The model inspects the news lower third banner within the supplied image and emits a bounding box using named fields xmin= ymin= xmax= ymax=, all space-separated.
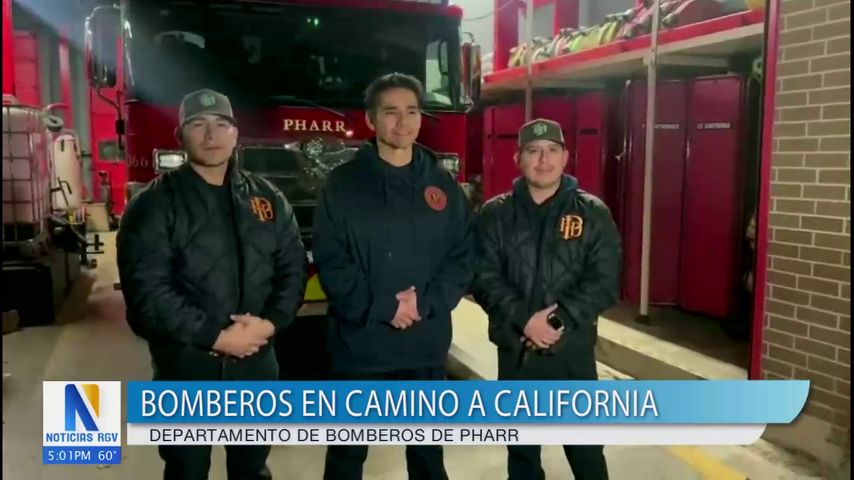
xmin=45 ymin=380 xmax=809 ymax=464
xmin=124 ymin=380 xmax=808 ymax=447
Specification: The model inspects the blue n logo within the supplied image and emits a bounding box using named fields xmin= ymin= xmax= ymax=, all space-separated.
xmin=65 ymin=384 xmax=99 ymax=431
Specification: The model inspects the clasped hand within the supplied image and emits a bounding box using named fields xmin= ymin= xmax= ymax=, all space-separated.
xmin=391 ymin=286 xmax=421 ymax=330
xmin=212 ymin=314 xmax=275 ymax=358
xmin=520 ymin=304 xmax=562 ymax=351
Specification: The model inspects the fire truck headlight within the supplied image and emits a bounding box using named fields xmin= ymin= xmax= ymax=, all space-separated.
xmin=437 ymin=153 xmax=460 ymax=177
xmin=154 ymin=149 xmax=187 ymax=172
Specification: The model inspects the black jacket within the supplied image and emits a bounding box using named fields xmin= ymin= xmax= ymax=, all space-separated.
xmin=471 ymin=175 xmax=621 ymax=379
xmin=313 ymin=140 xmax=473 ymax=374
xmin=117 ymin=163 xmax=307 ymax=367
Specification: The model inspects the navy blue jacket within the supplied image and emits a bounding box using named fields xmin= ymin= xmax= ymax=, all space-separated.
xmin=313 ymin=140 xmax=473 ymax=374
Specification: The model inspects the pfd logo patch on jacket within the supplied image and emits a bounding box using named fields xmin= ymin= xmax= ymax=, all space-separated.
xmin=249 ymin=196 xmax=274 ymax=222
xmin=559 ymin=214 xmax=583 ymax=240
xmin=424 ymin=186 xmax=448 ymax=212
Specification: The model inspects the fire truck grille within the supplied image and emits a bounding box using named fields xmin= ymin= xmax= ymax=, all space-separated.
xmin=239 ymin=143 xmax=357 ymax=252
xmin=238 ymin=146 xmax=322 ymax=251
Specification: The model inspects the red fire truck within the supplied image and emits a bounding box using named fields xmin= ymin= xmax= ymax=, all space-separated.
xmin=85 ymin=0 xmax=481 ymax=291
xmin=84 ymin=0 xmax=481 ymax=377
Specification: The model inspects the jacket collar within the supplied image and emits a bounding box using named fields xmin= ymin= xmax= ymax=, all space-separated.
xmin=513 ymin=174 xmax=578 ymax=210
xmin=355 ymin=138 xmax=439 ymax=183
xmin=178 ymin=159 xmax=244 ymax=190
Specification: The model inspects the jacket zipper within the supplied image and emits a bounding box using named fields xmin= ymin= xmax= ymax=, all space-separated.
xmin=230 ymin=180 xmax=246 ymax=312
xmin=519 ymin=198 xmax=564 ymax=370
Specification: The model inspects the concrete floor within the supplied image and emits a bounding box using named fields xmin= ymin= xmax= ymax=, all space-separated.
xmin=603 ymin=303 xmax=751 ymax=370
xmin=1 ymin=234 xmax=832 ymax=479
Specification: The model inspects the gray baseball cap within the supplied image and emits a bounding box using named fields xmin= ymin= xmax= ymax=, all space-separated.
xmin=518 ymin=118 xmax=565 ymax=149
xmin=178 ymin=89 xmax=236 ymax=126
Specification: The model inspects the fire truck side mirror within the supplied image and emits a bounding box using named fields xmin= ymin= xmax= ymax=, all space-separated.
xmin=85 ymin=5 xmax=121 ymax=89
xmin=461 ymin=40 xmax=482 ymax=104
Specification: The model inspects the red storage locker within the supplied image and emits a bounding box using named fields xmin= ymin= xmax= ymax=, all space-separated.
xmin=491 ymin=102 xmax=525 ymax=136
xmin=482 ymin=97 xmax=576 ymax=202
xmin=481 ymin=107 xmax=492 ymax=191
xmin=482 ymin=103 xmax=525 ymax=201
xmin=611 ymin=87 xmax=634 ymax=232
xmin=621 ymin=80 xmax=688 ymax=306
xmin=573 ymin=91 xmax=615 ymax=202
xmin=482 ymin=107 xmax=495 ymax=200
xmin=490 ymin=137 xmax=522 ymax=198
xmin=679 ymin=75 xmax=746 ymax=319
xmin=534 ymin=95 xmax=575 ymax=176
xmin=534 ymin=95 xmax=574 ymax=128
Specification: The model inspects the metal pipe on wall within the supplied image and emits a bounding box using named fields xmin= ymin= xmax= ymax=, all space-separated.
xmin=58 ymin=34 xmax=73 ymax=129
xmin=524 ymin=0 xmax=534 ymax=121
xmin=750 ymin=0 xmax=781 ymax=380
xmin=37 ymin=28 xmax=59 ymax=107
xmin=493 ymin=0 xmax=520 ymax=77
xmin=638 ymin=0 xmax=662 ymax=323
xmin=68 ymin=39 xmax=94 ymax=198
xmin=2 ymin=0 xmax=14 ymax=95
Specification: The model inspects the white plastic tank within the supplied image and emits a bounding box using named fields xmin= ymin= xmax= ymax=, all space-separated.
xmin=2 ymin=96 xmax=53 ymax=240
xmin=51 ymin=131 xmax=84 ymax=211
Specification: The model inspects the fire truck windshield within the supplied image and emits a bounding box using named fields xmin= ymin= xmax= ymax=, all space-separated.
xmin=123 ymin=1 xmax=462 ymax=110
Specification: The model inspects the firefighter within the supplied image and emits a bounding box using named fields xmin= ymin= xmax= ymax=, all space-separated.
xmin=117 ymin=89 xmax=307 ymax=480
xmin=471 ymin=119 xmax=621 ymax=480
xmin=313 ymin=73 xmax=473 ymax=480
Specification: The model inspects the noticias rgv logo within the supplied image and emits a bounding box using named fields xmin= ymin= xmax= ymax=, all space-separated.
xmin=43 ymin=381 xmax=122 ymax=445
xmin=65 ymin=383 xmax=100 ymax=431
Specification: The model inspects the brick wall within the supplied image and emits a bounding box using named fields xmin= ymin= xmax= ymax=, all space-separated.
xmin=766 ymin=0 xmax=851 ymax=449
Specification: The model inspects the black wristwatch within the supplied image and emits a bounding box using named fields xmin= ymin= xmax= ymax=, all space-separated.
xmin=547 ymin=311 xmax=565 ymax=331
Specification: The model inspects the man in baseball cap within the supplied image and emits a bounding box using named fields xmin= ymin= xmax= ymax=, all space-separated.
xmin=118 ymin=87 xmax=307 ymax=479
xmin=173 ymin=88 xmax=240 ymax=181
xmin=179 ymin=88 xmax=237 ymax=126
xmin=514 ymin=118 xmax=568 ymax=194
xmin=472 ymin=117 xmax=620 ymax=479
xmin=517 ymin=117 xmax=565 ymax=149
